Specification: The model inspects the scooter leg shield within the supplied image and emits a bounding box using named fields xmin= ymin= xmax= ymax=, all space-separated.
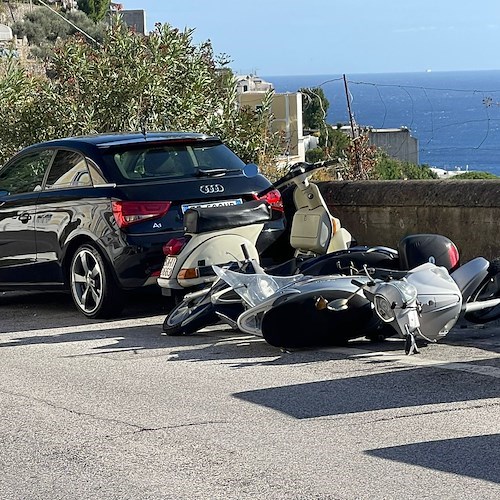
xmin=261 ymin=291 xmax=379 ymax=349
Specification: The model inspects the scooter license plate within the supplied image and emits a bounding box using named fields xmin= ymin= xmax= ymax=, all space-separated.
xmin=181 ymin=198 xmax=242 ymax=213
xmin=160 ymin=256 xmax=177 ymax=278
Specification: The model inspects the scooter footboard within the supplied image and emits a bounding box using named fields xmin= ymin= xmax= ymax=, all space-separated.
xmin=451 ymin=257 xmax=490 ymax=300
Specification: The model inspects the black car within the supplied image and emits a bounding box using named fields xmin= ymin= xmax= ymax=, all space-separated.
xmin=0 ymin=132 xmax=284 ymax=318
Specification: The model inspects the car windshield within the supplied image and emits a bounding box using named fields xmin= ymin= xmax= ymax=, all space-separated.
xmin=102 ymin=141 xmax=246 ymax=182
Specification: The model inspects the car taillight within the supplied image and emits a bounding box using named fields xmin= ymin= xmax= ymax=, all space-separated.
xmin=112 ymin=201 xmax=171 ymax=228
xmin=163 ymin=237 xmax=187 ymax=256
xmin=254 ymin=189 xmax=284 ymax=211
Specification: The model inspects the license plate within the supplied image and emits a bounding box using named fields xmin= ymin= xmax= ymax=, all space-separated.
xmin=181 ymin=198 xmax=242 ymax=213
xmin=160 ymin=256 xmax=177 ymax=278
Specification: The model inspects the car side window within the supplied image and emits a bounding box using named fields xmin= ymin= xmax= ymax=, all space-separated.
xmin=0 ymin=150 xmax=53 ymax=195
xmin=45 ymin=150 xmax=92 ymax=189
xmin=86 ymin=159 xmax=107 ymax=185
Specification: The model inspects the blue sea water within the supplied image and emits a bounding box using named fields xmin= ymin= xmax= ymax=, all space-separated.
xmin=264 ymin=70 xmax=500 ymax=176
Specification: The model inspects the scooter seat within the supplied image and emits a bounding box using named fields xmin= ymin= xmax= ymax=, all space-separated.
xmin=184 ymin=200 xmax=272 ymax=234
xmin=450 ymin=257 xmax=490 ymax=300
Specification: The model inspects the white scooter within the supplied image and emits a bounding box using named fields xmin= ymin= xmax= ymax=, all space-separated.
xmin=212 ymin=256 xmax=500 ymax=354
xmin=157 ymin=160 xmax=354 ymax=295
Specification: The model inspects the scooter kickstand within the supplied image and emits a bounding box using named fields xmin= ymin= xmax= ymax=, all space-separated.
xmin=404 ymin=332 xmax=420 ymax=355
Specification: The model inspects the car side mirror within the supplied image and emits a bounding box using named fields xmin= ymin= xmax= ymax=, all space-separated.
xmin=0 ymin=189 xmax=9 ymax=197
xmin=243 ymin=163 xmax=259 ymax=178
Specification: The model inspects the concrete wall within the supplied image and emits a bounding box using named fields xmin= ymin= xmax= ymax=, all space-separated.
xmin=0 ymin=24 xmax=12 ymax=41
xmin=320 ymin=180 xmax=500 ymax=262
xmin=367 ymin=128 xmax=419 ymax=165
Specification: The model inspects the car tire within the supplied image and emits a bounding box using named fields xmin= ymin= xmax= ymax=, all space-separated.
xmin=69 ymin=243 xmax=123 ymax=319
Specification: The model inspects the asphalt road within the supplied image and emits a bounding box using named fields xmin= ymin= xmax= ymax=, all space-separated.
xmin=0 ymin=291 xmax=499 ymax=499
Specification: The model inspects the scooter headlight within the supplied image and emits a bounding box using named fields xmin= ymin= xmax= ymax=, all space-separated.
xmin=374 ymin=294 xmax=395 ymax=322
xmin=373 ymin=281 xmax=418 ymax=322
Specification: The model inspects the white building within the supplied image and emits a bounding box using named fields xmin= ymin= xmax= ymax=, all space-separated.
xmin=0 ymin=24 xmax=13 ymax=42
xmin=236 ymin=75 xmax=274 ymax=94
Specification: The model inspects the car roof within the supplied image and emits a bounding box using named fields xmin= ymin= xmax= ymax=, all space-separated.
xmin=23 ymin=132 xmax=221 ymax=151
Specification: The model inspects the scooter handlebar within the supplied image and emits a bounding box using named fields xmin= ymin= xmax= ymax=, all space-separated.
xmin=274 ymin=159 xmax=338 ymax=189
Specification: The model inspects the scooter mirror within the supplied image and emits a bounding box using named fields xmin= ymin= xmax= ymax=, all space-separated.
xmin=327 ymin=285 xmax=365 ymax=312
xmin=327 ymin=298 xmax=349 ymax=312
xmin=243 ymin=163 xmax=259 ymax=178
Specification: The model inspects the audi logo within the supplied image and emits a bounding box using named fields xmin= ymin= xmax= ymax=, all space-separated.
xmin=200 ymin=184 xmax=225 ymax=194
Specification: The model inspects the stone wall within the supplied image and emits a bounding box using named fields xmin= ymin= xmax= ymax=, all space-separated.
xmin=320 ymin=180 xmax=500 ymax=262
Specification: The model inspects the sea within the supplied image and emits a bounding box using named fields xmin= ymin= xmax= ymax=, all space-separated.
xmin=264 ymin=70 xmax=500 ymax=176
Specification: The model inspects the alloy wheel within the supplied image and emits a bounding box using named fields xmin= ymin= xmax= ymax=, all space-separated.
xmin=71 ymin=247 xmax=104 ymax=315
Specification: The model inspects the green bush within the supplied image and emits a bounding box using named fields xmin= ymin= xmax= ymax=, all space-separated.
xmin=0 ymin=21 xmax=282 ymax=167
xmin=320 ymin=125 xmax=350 ymax=161
xmin=451 ymin=171 xmax=498 ymax=179
xmin=300 ymin=87 xmax=329 ymax=130
xmin=77 ymin=0 xmax=110 ymax=23
xmin=11 ymin=7 xmax=106 ymax=60
xmin=305 ymin=147 xmax=325 ymax=163
xmin=372 ymin=152 xmax=438 ymax=180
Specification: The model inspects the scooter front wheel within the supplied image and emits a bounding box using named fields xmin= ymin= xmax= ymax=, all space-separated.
xmin=163 ymin=296 xmax=218 ymax=336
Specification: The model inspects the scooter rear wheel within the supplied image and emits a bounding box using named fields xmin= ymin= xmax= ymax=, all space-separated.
xmin=464 ymin=258 xmax=500 ymax=324
xmin=163 ymin=296 xmax=218 ymax=336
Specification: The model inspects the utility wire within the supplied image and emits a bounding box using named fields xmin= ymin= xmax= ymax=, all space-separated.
xmin=300 ymin=76 xmax=500 ymax=170
xmin=36 ymin=0 xmax=102 ymax=47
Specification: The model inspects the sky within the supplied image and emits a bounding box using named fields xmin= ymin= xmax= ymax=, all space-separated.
xmin=122 ymin=0 xmax=500 ymax=77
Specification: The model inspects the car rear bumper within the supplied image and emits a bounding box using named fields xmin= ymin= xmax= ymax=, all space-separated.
xmin=105 ymin=216 xmax=285 ymax=291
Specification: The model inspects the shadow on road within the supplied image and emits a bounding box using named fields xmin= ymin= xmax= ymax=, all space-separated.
xmin=444 ymin=320 xmax=500 ymax=354
xmin=0 ymin=289 xmax=172 ymax=331
xmin=366 ymin=434 xmax=500 ymax=484
xmin=0 ymin=308 xmax=380 ymax=367
xmin=233 ymin=362 xmax=500 ymax=418
xmin=0 ymin=320 xmax=311 ymax=365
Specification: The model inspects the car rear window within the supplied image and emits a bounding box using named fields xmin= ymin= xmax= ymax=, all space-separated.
xmin=102 ymin=141 xmax=246 ymax=182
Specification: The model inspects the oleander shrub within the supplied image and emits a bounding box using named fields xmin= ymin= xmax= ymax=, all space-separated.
xmin=0 ymin=20 xmax=282 ymax=168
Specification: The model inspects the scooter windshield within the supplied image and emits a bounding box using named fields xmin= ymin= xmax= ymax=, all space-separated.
xmin=213 ymin=266 xmax=304 ymax=307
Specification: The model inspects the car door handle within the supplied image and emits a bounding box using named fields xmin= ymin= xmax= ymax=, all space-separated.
xmin=18 ymin=213 xmax=32 ymax=224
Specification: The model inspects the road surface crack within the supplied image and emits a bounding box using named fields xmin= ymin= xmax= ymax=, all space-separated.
xmin=0 ymin=387 xmax=227 ymax=435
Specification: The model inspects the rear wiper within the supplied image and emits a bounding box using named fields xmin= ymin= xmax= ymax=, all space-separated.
xmin=194 ymin=167 xmax=231 ymax=177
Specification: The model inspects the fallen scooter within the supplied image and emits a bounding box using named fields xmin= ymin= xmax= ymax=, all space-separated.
xmin=356 ymin=259 xmax=500 ymax=354
xmin=161 ymin=231 xmax=463 ymax=337
xmin=214 ymin=254 xmax=500 ymax=354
